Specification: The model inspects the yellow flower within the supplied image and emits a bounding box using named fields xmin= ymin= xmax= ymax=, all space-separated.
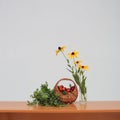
xmin=74 ymin=60 xmax=82 ymax=65
xmin=78 ymin=65 xmax=89 ymax=70
xmin=56 ymin=46 xmax=66 ymax=55
xmin=68 ymin=50 xmax=79 ymax=59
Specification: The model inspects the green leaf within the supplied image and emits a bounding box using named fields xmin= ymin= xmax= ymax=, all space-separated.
xmin=81 ymin=78 xmax=87 ymax=94
xmin=72 ymin=73 xmax=81 ymax=86
xmin=66 ymin=68 xmax=73 ymax=73
xmin=67 ymin=59 xmax=69 ymax=63
xmin=67 ymin=64 xmax=71 ymax=68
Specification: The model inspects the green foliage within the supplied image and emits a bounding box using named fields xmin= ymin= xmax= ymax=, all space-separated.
xmin=72 ymin=72 xmax=81 ymax=86
xmin=72 ymin=69 xmax=87 ymax=101
xmin=27 ymin=82 xmax=66 ymax=107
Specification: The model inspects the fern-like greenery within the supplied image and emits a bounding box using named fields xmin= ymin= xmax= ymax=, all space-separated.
xmin=27 ymin=82 xmax=66 ymax=107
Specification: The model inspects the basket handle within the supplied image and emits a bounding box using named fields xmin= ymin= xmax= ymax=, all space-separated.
xmin=54 ymin=78 xmax=76 ymax=88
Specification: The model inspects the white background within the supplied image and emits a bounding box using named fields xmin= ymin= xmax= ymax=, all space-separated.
xmin=0 ymin=0 xmax=120 ymax=101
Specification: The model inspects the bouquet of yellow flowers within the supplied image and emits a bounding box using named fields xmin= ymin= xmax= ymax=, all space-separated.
xmin=56 ymin=46 xmax=89 ymax=103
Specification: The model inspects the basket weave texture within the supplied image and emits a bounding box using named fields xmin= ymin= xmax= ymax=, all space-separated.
xmin=54 ymin=78 xmax=78 ymax=104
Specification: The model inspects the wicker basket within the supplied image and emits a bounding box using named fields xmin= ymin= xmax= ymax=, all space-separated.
xmin=54 ymin=78 xmax=78 ymax=104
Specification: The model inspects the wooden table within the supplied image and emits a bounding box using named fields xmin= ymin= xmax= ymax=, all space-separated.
xmin=0 ymin=101 xmax=120 ymax=120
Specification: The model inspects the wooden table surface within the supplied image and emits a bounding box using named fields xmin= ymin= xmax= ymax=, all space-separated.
xmin=0 ymin=101 xmax=120 ymax=120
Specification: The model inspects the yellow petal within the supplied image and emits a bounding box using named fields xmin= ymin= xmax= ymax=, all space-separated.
xmin=84 ymin=66 xmax=89 ymax=70
xmin=56 ymin=50 xmax=59 ymax=55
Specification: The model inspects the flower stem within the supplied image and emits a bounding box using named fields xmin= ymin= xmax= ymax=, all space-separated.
xmin=61 ymin=51 xmax=68 ymax=62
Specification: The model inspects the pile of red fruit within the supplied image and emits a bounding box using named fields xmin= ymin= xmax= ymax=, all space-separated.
xmin=58 ymin=85 xmax=75 ymax=95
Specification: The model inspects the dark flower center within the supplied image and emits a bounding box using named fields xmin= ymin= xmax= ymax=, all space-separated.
xmin=71 ymin=52 xmax=75 ymax=55
xmin=58 ymin=47 xmax=61 ymax=50
xmin=82 ymin=66 xmax=84 ymax=68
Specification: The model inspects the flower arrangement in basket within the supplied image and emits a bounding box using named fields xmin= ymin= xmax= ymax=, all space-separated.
xmin=55 ymin=46 xmax=89 ymax=103
xmin=54 ymin=78 xmax=78 ymax=104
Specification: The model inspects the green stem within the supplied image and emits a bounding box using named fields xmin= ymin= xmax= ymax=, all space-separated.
xmin=73 ymin=58 xmax=77 ymax=70
xmin=61 ymin=51 xmax=68 ymax=62
xmin=79 ymin=85 xmax=87 ymax=102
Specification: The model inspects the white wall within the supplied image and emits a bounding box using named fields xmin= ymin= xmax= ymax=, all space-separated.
xmin=0 ymin=0 xmax=120 ymax=101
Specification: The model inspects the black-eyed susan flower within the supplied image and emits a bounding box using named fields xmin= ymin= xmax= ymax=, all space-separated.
xmin=68 ymin=50 xmax=79 ymax=59
xmin=56 ymin=46 xmax=66 ymax=55
xmin=74 ymin=60 xmax=82 ymax=65
xmin=78 ymin=65 xmax=89 ymax=70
